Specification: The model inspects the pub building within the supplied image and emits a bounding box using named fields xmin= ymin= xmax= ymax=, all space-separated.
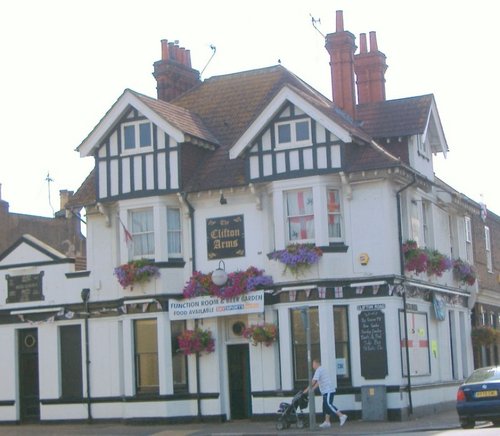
xmin=0 ymin=11 xmax=478 ymax=424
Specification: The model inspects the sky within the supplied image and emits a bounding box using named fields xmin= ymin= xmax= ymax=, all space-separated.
xmin=0 ymin=0 xmax=498 ymax=217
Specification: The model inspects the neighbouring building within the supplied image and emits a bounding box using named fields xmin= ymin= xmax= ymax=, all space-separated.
xmin=470 ymin=204 xmax=500 ymax=367
xmin=0 ymin=11 xmax=488 ymax=425
xmin=0 ymin=184 xmax=86 ymax=266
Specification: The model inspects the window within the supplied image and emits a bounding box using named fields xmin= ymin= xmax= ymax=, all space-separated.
xmin=465 ymin=216 xmax=473 ymax=263
xmin=167 ymin=207 xmax=182 ymax=258
xmin=485 ymin=226 xmax=492 ymax=272
xmin=134 ymin=319 xmax=159 ymax=394
xmin=122 ymin=121 xmax=152 ymax=151
xmin=327 ymin=190 xmax=342 ymax=240
xmin=334 ymin=306 xmax=351 ymax=386
xmin=285 ymin=189 xmax=314 ymax=242
xmin=130 ymin=209 xmax=154 ymax=259
xmin=276 ymin=119 xmax=311 ymax=147
xmin=171 ymin=320 xmax=188 ymax=392
xmin=291 ymin=307 xmax=319 ymax=388
xmin=60 ymin=325 xmax=83 ymax=398
xmin=422 ymin=202 xmax=430 ymax=247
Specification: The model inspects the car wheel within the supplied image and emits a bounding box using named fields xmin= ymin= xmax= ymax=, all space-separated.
xmin=276 ymin=420 xmax=284 ymax=431
xmin=297 ymin=420 xmax=305 ymax=429
xmin=492 ymin=420 xmax=500 ymax=427
xmin=460 ymin=419 xmax=475 ymax=429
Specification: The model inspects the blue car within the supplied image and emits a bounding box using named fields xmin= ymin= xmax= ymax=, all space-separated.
xmin=456 ymin=366 xmax=500 ymax=429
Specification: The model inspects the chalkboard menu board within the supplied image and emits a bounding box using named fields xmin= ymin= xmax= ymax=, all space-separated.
xmin=5 ymin=272 xmax=44 ymax=303
xmin=358 ymin=309 xmax=388 ymax=379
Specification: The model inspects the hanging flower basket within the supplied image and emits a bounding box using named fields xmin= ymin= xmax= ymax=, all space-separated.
xmin=177 ymin=328 xmax=215 ymax=355
xmin=453 ymin=258 xmax=477 ymax=286
xmin=426 ymin=249 xmax=453 ymax=277
xmin=182 ymin=266 xmax=273 ymax=299
xmin=243 ymin=323 xmax=278 ymax=346
xmin=402 ymin=240 xmax=452 ymax=277
xmin=269 ymin=243 xmax=323 ymax=276
xmin=471 ymin=326 xmax=499 ymax=347
xmin=113 ymin=259 xmax=160 ymax=289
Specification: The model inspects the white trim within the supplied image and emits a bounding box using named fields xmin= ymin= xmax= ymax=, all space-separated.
xmin=123 ymin=298 xmax=157 ymax=305
xmin=77 ymin=90 xmax=185 ymax=157
xmin=229 ymin=86 xmax=352 ymax=159
xmin=349 ymin=280 xmax=386 ymax=288
xmin=405 ymin=280 xmax=469 ymax=297
xmin=11 ymin=307 xmax=64 ymax=315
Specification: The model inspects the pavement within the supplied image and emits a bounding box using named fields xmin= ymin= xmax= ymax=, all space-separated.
xmin=0 ymin=407 xmax=468 ymax=435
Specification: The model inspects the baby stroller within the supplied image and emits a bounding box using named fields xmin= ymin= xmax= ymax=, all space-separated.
xmin=276 ymin=391 xmax=309 ymax=430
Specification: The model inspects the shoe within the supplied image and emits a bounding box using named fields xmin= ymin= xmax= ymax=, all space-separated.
xmin=319 ymin=421 xmax=331 ymax=428
xmin=340 ymin=415 xmax=348 ymax=426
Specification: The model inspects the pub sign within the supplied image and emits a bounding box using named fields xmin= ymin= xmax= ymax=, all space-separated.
xmin=207 ymin=214 xmax=245 ymax=259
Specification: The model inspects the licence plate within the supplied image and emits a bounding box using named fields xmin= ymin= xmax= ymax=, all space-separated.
xmin=475 ymin=390 xmax=498 ymax=398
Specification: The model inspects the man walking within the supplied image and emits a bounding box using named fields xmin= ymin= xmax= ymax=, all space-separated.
xmin=304 ymin=358 xmax=348 ymax=428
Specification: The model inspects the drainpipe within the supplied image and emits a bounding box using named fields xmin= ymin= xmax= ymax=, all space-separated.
xmin=396 ymin=175 xmax=416 ymax=416
xmin=81 ymin=288 xmax=92 ymax=421
xmin=180 ymin=193 xmax=201 ymax=419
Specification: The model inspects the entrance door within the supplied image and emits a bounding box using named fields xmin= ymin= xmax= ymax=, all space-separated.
xmin=18 ymin=329 xmax=40 ymax=422
xmin=227 ymin=344 xmax=251 ymax=419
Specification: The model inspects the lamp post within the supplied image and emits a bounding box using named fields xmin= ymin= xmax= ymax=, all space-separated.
xmin=81 ymin=288 xmax=92 ymax=422
xmin=300 ymin=306 xmax=316 ymax=429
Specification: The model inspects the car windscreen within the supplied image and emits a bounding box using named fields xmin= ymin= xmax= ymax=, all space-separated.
xmin=466 ymin=367 xmax=500 ymax=383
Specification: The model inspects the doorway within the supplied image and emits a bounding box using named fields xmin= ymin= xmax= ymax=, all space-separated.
xmin=227 ymin=343 xmax=251 ymax=419
xmin=18 ymin=328 xmax=40 ymax=422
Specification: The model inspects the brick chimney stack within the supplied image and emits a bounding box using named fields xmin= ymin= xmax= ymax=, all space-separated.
xmin=153 ymin=40 xmax=201 ymax=102
xmin=325 ymin=11 xmax=357 ymax=119
xmin=354 ymin=31 xmax=388 ymax=104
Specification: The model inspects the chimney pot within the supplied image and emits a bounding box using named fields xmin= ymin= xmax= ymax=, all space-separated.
xmin=161 ymin=39 xmax=169 ymax=61
xmin=335 ymin=10 xmax=344 ymax=31
xmin=369 ymin=31 xmax=378 ymax=52
xmin=359 ymin=33 xmax=367 ymax=54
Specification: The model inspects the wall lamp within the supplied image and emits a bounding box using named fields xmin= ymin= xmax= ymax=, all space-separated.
xmin=219 ymin=193 xmax=227 ymax=205
xmin=212 ymin=260 xmax=228 ymax=286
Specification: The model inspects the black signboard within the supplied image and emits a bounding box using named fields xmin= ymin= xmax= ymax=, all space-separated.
xmin=6 ymin=272 xmax=45 ymax=303
xmin=207 ymin=215 xmax=245 ymax=259
xmin=358 ymin=309 xmax=388 ymax=379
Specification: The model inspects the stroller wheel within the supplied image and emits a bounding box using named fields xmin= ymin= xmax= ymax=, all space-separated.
xmin=297 ymin=419 xmax=305 ymax=429
xmin=276 ymin=420 xmax=285 ymax=431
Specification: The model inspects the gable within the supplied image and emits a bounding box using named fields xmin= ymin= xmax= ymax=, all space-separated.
xmin=0 ymin=235 xmax=67 ymax=267
xmin=245 ymin=102 xmax=345 ymax=182
xmin=230 ymin=86 xmax=353 ymax=160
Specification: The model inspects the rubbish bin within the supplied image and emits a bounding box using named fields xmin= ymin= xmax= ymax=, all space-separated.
xmin=361 ymin=385 xmax=387 ymax=421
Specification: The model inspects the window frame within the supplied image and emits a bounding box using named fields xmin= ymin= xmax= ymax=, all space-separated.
xmin=327 ymin=189 xmax=343 ymax=242
xmin=275 ymin=118 xmax=312 ymax=149
xmin=170 ymin=320 xmax=188 ymax=393
xmin=284 ymin=188 xmax=315 ymax=244
xmin=465 ymin=216 xmax=473 ymax=263
xmin=485 ymin=226 xmax=493 ymax=273
xmin=290 ymin=307 xmax=320 ymax=389
xmin=134 ymin=318 xmax=159 ymax=395
xmin=59 ymin=325 xmax=83 ymax=399
xmin=129 ymin=208 xmax=155 ymax=260
xmin=121 ymin=120 xmax=153 ymax=153
xmin=167 ymin=207 xmax=182 ymax=258
xmin=334 ymin=306 xmax=351 ymax=386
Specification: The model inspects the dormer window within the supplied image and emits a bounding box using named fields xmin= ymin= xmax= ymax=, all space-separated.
xmin=122 ymin=121 xmax=153 ymax=152
xmin=276 ymin=119 xmax=311 ymax=148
